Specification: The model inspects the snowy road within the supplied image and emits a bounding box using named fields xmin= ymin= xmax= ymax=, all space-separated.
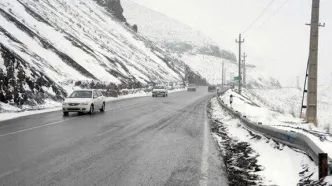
xmin=0 ymin=87 xmax=227 ymax=186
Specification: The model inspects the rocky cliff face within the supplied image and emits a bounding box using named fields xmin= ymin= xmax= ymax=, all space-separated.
xmin=94 ymin=0 xmax=127 ymax=22
xmin=0 ymin=44 xmax=66 ymax=106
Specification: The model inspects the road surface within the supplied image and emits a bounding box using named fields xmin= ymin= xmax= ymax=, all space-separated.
xmin=0 ymin=87 xmax=228 ymax=186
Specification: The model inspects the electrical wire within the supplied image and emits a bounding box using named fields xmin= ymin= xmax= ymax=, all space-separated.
xmin=242 ymin=0 xmax=275 ymax=35
xmin=256 ymin=0 xmax=291 ymax=30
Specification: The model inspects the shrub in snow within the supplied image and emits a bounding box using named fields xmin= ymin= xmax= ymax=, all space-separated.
xmin=74 ymin=81 xmax=82 ymax=86
xmin=120 ymin=89 xmax=129 ymax=95
xmin=132 ymin=24 xmax=138 ymax=33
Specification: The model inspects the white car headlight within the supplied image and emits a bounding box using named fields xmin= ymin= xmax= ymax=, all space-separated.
xmin=81 ymin=102 xmax=89 ymax=105
xmin=62 ymin=103 xmax=67 ymax=106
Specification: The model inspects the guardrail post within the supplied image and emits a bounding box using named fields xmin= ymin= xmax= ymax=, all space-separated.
xmin=318 ymin=153 xmax=328 ymax=179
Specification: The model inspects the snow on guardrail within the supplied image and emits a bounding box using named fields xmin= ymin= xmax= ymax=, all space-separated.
xmin=216 ymin=91 xmax=332 ymax=176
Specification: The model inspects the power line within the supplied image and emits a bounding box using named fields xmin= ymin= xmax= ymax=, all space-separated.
xmin=242 ymin=0 xmax=275 ymax=35
xmin=255 ymin=0 xmax=291 ymax=30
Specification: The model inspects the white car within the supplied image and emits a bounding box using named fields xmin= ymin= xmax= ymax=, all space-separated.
xmin=152 ymin=85 xmax=168 ymax=97
xmin=62 ymin=89 xmax=105 ymax=116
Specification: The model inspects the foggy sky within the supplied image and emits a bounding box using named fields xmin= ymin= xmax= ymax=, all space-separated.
xmin=130 ymin=0 xmax=332 ymax=87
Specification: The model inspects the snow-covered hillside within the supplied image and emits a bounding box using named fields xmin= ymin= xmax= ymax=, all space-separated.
xmin=180 ymin=54 xmax=281 ymax=88
xmin=0 ymin=0 xmax=206 ymax=109
xmin=122 ymin=0 xmax=236 ymax=61
xmin=248 ymin=88 xmax=302 ymax=116
xmin=247 ymin=87 xmax=332 ymax=133
xmin=122 ymin=0 xmax=281 ymax=88
xmin=317 ymin=76 xmax=332 ymax=131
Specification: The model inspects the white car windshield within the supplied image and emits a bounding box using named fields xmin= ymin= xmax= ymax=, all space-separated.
xmin=154 ymin=86 xmax=164 ymax=89
xmin=69 ymin=91 xmax=92 ymax=98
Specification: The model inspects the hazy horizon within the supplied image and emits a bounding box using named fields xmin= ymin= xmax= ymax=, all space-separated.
xmin=129 ymin=0 xmax=332 ymax=87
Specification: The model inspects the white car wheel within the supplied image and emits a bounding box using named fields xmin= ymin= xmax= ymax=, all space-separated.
xmin=100 ymin=103 xmax=105 ymax=112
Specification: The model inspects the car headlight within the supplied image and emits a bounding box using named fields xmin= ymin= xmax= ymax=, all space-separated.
xmin=62 ymin=103 xmax=67 ymax=106
xmin=81 ymin=102 xmax=89 ymax=105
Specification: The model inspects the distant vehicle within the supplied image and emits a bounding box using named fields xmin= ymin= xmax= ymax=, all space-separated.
xmin=208 ymin=85 xmax=216 ymax=92
xmin=152 ymin=85 xmax=168 ymax=97
xmin=187 ymin=84 xmax=196 ymax=92
xmin=167 ymin=85 xmax=174 ymax=90
xmin=62 ymin=89 xmax=105 ymax=116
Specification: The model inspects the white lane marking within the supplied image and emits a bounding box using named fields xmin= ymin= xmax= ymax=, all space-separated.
xmin=200 ymin=102 xmax=209 ymax=186
xmin=0 ymin=118 xmax=76 ymax=138
xmin=0 ymin=100 xmax=153 ymax=138
xmin=0 ymin=168 xmax=19 ymax=179
xmin=0 ymin=91 xmax=185 ymax=138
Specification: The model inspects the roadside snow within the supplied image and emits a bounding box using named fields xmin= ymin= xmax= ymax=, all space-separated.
xmin=249 ymin=88 xmax=332 ymax=133
xmin=248 ymin=88 xmax=302 ymax=117
xmin=0 ymin=88 xmax=185 ymax=122
xmin=219 ymin=89 xmax=332 ymax=160
xmin=0 ymin=102 xmax=22 ymax=112
xmin=209 ymin=98 xmax=328 ymax=185
xmin=0 ymin=106 xmax=61 ymax=122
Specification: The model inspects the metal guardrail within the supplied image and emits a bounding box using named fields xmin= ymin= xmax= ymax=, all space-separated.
xmin=215 ymin=94 xmax=332 ymax=175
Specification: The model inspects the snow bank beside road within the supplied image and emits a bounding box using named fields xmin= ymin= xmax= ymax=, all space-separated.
xmin=219 ymin=89 xmax=332 ymax=160
xmin=0 ymin=106 xmax=61 ymax=122
xmin=209 ymin=98 xmax=327 ymax=185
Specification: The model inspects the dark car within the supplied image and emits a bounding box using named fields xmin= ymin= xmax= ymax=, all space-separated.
xmin=187 ymin=84 xmax=196 ymax=91
xmin=208 ymin=85 xmax=216 ymax=92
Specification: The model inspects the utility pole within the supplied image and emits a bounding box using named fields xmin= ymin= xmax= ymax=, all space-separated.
xmin=242 ymin=52 xmax=247 ymax=87
xmin=305 ymin=0 xmax=324 ymax=125
xmin=236 ymin=34 xmax=244 ymax=94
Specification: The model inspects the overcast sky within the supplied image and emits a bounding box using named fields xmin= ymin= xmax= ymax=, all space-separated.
xmin=130 ymin=0 xmax=332 ymax=87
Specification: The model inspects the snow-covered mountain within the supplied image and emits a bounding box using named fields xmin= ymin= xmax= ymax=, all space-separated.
xmin=122 ymin=0 xmax=235 ymax=61
xmin=122 ymin=0 xmax=281 ymax=88
xmin=0 ymin=0 xmax=206 ymax=109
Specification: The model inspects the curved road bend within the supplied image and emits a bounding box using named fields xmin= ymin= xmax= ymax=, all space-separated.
xmin=0 ymin=87 xmax=228 ymax=186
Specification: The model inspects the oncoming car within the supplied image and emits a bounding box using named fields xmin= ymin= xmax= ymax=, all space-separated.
xmin=187 ymin=84 xmax=196 ymax=92
xmin=152 ymin=85 xmax=168 ymax=97
xmin=62 ymin=89 xmax=105 ymax=116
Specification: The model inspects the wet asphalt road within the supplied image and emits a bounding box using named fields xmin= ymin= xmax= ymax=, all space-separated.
xmin=0 ymin=87 xmax=227 ymax=186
